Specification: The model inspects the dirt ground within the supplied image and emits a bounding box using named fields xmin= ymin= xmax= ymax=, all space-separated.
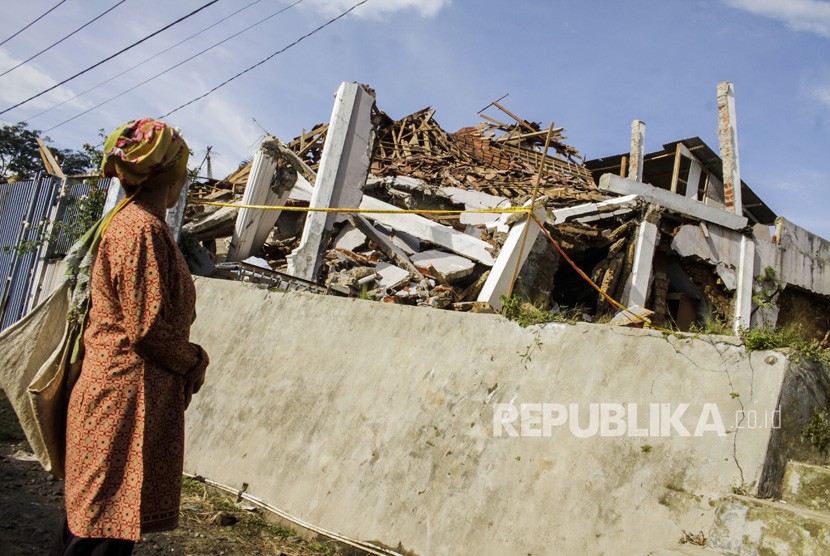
xmin=0 ymin=391 xmax=365 ymax=555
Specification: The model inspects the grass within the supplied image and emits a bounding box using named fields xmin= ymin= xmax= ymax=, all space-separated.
xmin=180 ymin=477 xmax=341 ymax=554
xmin=740 ymin=324 xmax=828 ymax=362
xmin=501 ymin=295 xmax=588 ymax=327
xmin=802 ymin=410 xmax=830 ymax=452
xmin=689 ymin=313 xmax=731 ymax=336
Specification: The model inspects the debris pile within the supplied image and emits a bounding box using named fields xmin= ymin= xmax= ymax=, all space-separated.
xmin=183 ymin=89 xmax=646 ymax=319
xmin=182 ymin=83 xmax=830 ymax=339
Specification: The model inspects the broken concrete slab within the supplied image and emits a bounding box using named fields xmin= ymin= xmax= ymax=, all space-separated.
xmin=375 ymin=262 xmax=410 ymax=290
xmin=440 ymin=186 xmax=509 ymax=226
xmin=333 ymin=222 xmax=367 ymax=252
xmin=350 ymin=215 xmax=421 ymax=276
xmin=547 ymin=194 xmax=639 ymax=226
xmin=410 ymin=250 xmax=475 ymax=283
xmin=359 ymin=195 xmax=495 ymax=265
xmin=183 ymin=205 xmax=238 ymax=241
xmin=599 ymin=174 xmax=748 ymax=230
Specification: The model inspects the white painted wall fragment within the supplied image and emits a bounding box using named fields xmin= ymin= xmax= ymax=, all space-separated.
xmin=287 ymin=82 xmax=375 ymax=281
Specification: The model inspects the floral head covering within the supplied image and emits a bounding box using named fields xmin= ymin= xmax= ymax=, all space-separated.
xmin=101 ymin=118 xmax=189 ymax=189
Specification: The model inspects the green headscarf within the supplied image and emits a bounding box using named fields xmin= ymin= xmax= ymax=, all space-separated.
xmin=101 ymin=118 xmax=189 ymax=189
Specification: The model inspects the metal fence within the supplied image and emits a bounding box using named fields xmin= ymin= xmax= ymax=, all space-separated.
xmin=0 ymin=175 xmax=110 ymax=331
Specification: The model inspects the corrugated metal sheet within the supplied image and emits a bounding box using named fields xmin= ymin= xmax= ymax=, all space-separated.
xmin=0 ymin=175 xmax=110 ymax=331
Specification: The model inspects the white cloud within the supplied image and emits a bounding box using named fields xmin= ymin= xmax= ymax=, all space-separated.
xmin=304 ymin=0 xmax=451 ymax=19
xmin=0 ymin=49 xmax=94 ymax=114
xmin=722 ymin=0 xmax=830 ymax=37
xmin=808 ymin=84 xmax=830 ymax=106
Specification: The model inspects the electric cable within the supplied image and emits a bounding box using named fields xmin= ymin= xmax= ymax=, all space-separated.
xmin=0 ymin=0 xmax=220 ymax=116
xmin=0 ymin=1 xmax=129 ymax=79
xmin=42 ymin=0 xmax=306 ymax=132
xmin=26 ymin=0 xmax=269 ymax=122
xmin=0 ymin=0 xmax=68 ymax=47
xmin=160 ymin=0 xmax=368 ymax=118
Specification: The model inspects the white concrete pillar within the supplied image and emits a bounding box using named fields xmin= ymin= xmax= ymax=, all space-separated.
xmin=165 ymin=179 xmax=190 ymax=242
xmin=477 ymin=204 xmax=547 ymax=311
xmin=102 ymin=177 xmax=124 ymax=214
xmin=733 ymin=234 xmax=755 ymax=333
xmin=717 ymin=82 xmax=742 ymax=215
xmin=226 ymin=139 xmax=290 ymax=262
xmin=622 ymin=207 xmax=661 ymax=308
xmin=628 ymin=120 xmax=646 ymax=182
xmin=287 ymin=82 xmax=375 ymax=281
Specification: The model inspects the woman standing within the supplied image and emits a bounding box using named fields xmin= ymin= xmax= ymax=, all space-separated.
xmin=51 ymin=119 xmax=209 ymax=555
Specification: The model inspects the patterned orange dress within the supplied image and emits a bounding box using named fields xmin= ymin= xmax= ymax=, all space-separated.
xmin=64 ymin=199 xmax=208 ymax=540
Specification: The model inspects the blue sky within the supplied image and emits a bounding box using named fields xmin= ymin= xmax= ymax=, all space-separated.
xmin=1 ymin=0 xmax=828 ymax=238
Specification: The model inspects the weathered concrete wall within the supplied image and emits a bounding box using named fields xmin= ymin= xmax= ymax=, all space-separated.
xmin=185 ymin=278 xmax=807 ymax=555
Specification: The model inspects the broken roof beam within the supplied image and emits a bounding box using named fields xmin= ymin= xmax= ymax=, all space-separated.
xmin=359 ymin=195 xmax=495 ymax=266
xmin=598 ymin=174 xmax=748 ymax=230
xmin=287 ymin=82 xmax=375 ymax=281
xmin=476 ymin=205 xmax=548 ymax=311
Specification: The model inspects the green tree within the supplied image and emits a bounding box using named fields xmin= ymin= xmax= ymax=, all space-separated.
xmin=0 ymin=122 xmax=96 ymax=181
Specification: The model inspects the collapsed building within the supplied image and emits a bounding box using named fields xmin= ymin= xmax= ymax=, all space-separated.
xmin=181 ymin=81 xmax=829 ymax=341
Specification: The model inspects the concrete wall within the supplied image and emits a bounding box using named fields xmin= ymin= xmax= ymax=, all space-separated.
xmin=185 ymin=278 xmax=813 ymax=555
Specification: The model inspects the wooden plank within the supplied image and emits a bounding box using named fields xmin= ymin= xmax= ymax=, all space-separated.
xmin=670 ymin=142 xmax=682 ymax=193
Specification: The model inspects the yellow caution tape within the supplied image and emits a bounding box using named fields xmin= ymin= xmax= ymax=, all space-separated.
xmin=188 ymin=197 xmax=670 ymax=331
xmin=188 ymin=198 xmax=532 ymax=215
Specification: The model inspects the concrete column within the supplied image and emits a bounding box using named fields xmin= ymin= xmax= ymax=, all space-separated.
xmin=102 ymin=177 xmax=124 ymax=214
xmin=622 ymin=205 xmax=661 ymax=308
xmin=628 ymin=120 xmax=646 ymax=182
xmin=477 ymin=204 xmax=547 ymax=311
xmin=733 ymin=234 xmax=755 ymax=333
xmin=165 ymin=179 xmax=190 ymax=242
xmin=226 ymin=139 xmax=292 ymax=262
xmin=287 ymin=82 xmax=375 ymax=281
xmin=717 ymin=82 xmax=742 ymax=215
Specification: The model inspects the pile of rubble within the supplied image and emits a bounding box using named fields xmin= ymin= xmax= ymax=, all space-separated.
xmin=180 ymin=82 xmax=830 ymax=341
xmin=182 ymin=85 xmax=646 ymax=320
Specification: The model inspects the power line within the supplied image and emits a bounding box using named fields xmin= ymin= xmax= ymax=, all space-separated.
xmin=161 ymin=0 xmax=369 ymax=118
xmin=0 ymin=0 xmax=68 ymax=47
xmin=0 ymin=1 xmax=130 ymax=79
xmin=1 ymin=1 xmax=129 ymax=79
xmin=41 ymin=0 xmax=306 ymax=132
xmin=0 ymin=0 xmax=220 ymax=116
xmin=27 ymin=0 xmax=269 ymax=122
